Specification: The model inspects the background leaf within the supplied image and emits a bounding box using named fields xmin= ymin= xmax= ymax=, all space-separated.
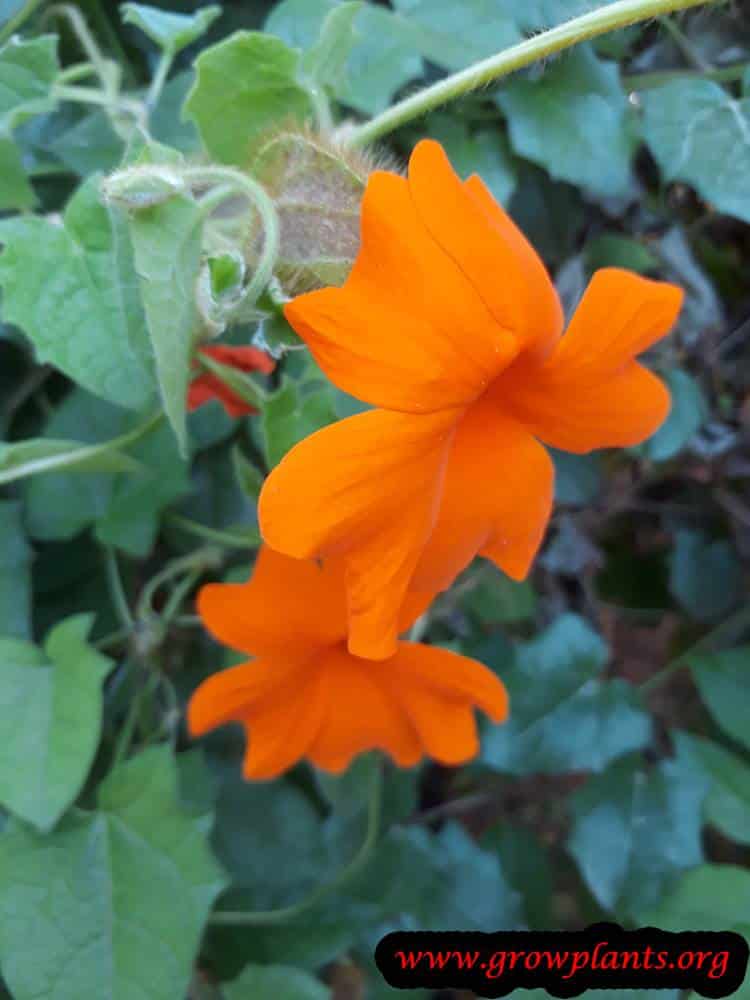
xmin=184 ymin=31 xmax=312 ymax=164
xmin=24 ymin=390 xmax=189 ymax=557
xmin=480 ymin=614 xmax=651 ymax=774
xmin=0 ymin=500 xmax=31 ymax=638
xmin=0 ymin=746 xmax=227 ymax=1000
xmin=643 ymin=75 xmax=750 ymax=224
xmin=0 ymin=178 xmax=157 ymax=410
xmin=223 ymin=964 xmax=329 ymax=1000
xmin=0 ymin=614 xmax=113 ymax=831
xmin=567 ymin=747 xmax=708 ymax=920
xmin=497 ymin=45 xmax=634 ymax=198
xmin=122 ymin=3 xmax=221 ymax=55
xmin=126 ymin=192 xmax=204 ymax=454
xmin=688 ymin=648 xmax=750 ymax=752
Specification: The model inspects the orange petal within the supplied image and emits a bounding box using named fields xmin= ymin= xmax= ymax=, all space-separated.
xmin=259 ymin=408 xmax=458 ymax=660
xmin=187 ymin=656 xmax=299 ymax=736
xmin=408 ymin=140 xmax=563 ymax=358
xmin=305 ymin=646 xmax=423 ymax=773
xmin=284 ymin=165 xmax=520 ymax=414
xmin=410 ymin=395 xmax=554 ymax=594
xmin=504 ymin=362 xmax=671 ymax=453
xmin=549 ymin=268 xmax=684 ymax=373
xmin=197 ymin=546 xmax=348 ymax=659
xmin=241 ymin=667 xmax=328 ymax=780
xmin=387 ymin=641 xmax=509 ymax=765
xmin=198 ymin=344 xmax=275 ymax=375
xmin=499 ymin=269 xmax=681 ymax=453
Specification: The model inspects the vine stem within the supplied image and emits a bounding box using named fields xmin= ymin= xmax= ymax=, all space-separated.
xmin=0 ymin=0 xmax=45 ymax=44
xmin=210 ymin=761 xmax=383 ymax=927
xmin=640 ymin=602 xmax=750 ymax=694
xmin=346 ymin=0 xmax=721 ymax=149
xmin=146 ymin=49 xmax=174 ymax=110
xmin=104 ymin=547 xmax=134 ymax=631
xmin=184 ymin=166 xmax=280 ymax=307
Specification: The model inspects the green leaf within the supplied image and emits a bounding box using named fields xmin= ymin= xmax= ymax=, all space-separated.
xmin=0 ymin=35 xmax=58 ymax=129
xmin=0 ymin=178 xmax=157 ymax=411
xmin=675 ymin=731 xmax=750 ymax=846
xmin=47 ymin=109 xmax=124 ymax=177
xmin=0 ymin=35 xmax=59 ymax=210
xmin=497 ymin=45 xmax=634 ymax=199
xmin=423 ymin=113 xmax=516 ymax=204
xmin=231 ymin=443 xmax=264 ymax=502
xmin=552 ymin=450 xmax=602 ymax=505
xmin=179 ymin=442 xmax=258 ymax=536
xmin=121 ymin=3 xmax=221 ymax=55
xmin=567 ymin=748 xmax=708 ymax=920
xmin=0 ymin=615 xmax=114 ymax=831
xmin=481 ymin=614 xmax=651 ymax=774
xmin=224 ymin=964 xmax=329 ymax=1000
xmin=346 ymin=822 xmax=523 ymax=933
xmin=688 ymin=647 xmax=750 ymax=752
xmin=462 ymin=564 xmax=535 ymax=626
xmin=641 ymin=863 xmax=750 ymax=935
xmin=481 ymin=825 xmax=553 ymax=927
xmin=641 ymin=368 xmax=708 ymax=462
xmin=643 ymin=77 xmax=750 ymax=224
xmin=0 ymin=746 xmax=227 ymax=1000
xmin=0 ymin=135 xmax=33 ymax=210
xmin=0 ymin=500 xmax=31 ymax=638
xmin=184 ymin=31 xmax=312 ymax=164
xmin=265 ymin=0 xmax=335 ymax=50
xmin=127 ymin=192 xmax=204 ymax=454
xmin=585 ymin=233 xmax=660 ymax=273
xmin=338 ymin=4 xmax=422 ymax=115
xmin=264 ymin=0 xmax=422 ymax=116
xmin=0 ymin=434 xmax=141 ymax=486
xmin=393 ymin=0 xmax=520 ymax=71
xmin=262 ymin=378 xmax=337 ymax=468
xmin=302 ymin=2 xmax=362 ymax=90
xmin=669 ymin=530 xmax=743 ymax=623
xmin=24 ymin=390 xmax=189 ymax=557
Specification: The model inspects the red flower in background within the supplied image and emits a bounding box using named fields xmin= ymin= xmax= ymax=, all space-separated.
xmin=187 ymin=344 xmax=275 ymax=418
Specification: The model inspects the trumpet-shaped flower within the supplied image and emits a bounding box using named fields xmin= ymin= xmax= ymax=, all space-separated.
xmin=187 ymin=344 xmax=275 ymax=417
xmin=259 ymin=140 xmax=683 ymax=660
xmin=188 ymin=546 xmax=508 ymax=780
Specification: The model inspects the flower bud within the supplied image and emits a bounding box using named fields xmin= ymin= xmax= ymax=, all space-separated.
xmin=251 ymin=129 xmax=374 ymax=294
xmin=101 ymin=166 xmax=188 ymax=213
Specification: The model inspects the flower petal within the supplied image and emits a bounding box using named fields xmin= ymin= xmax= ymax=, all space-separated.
xmin=199 ymin=344 xmax=276 ymax=375
xmin=550 ymin=268 xmax=684 ymax=372
xmin=408 ymin=140 xmax=563 ymax=357
xmin=187 ymin=372 xmax=258 ymax=417
xmin=499 ymin=268 xmax=682 ymax=453
xmin=393 ymin=641 xmax=509 ymax=723
xmin=305 ymin=646 xmax=423 ymax=772
xmin=242 ymin=667 xmax=328 ymax=780
xmin=197 ymin=546 xmax=348 ymax=659
xmin=410 ymin=397 xmax=554 ymax=593
xmin=186 ymin=657 xmax=284 ymax=736
xmin=285 ymin=165 xmax=519 ymax=414
xmin=387 ymin=642 xmax=509 ymax=765
xmin=259 ymin=408 xmax=458 ymax=659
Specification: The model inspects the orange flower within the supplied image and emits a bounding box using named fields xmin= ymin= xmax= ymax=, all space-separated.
xmin=187 ymin=546 xmax=508 ymax=780
xmin=259 ymin=140 xmax=684 ymax=660
xmin=187 ymin=344 xmax=275 ymax=417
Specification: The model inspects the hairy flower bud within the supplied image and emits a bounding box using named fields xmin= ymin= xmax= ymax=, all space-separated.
xmin=251 ymin=128 xmax=378 ymax=295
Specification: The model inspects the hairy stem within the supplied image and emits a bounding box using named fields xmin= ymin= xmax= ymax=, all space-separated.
xmin=347 ymin=0 xmax=721 ymax=148
xmin=185 ymin=166 xmax=280 ymax=307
